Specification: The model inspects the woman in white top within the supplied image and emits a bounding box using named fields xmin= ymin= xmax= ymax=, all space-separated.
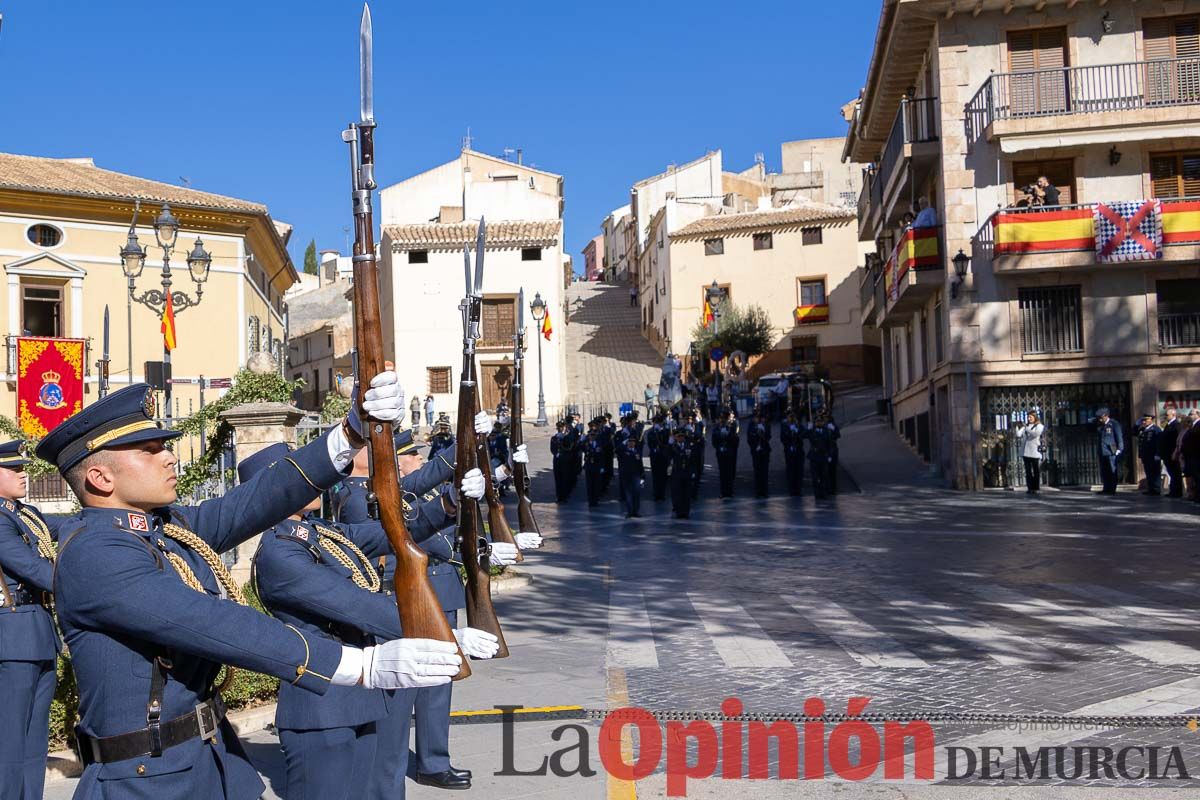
xmin=1015 ymin=412 xmax=1046 ymax=493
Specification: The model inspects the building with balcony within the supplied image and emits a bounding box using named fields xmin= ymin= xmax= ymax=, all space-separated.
xmin=378 ymin=148 xmax=567 ymax=416
xmin=846 ymin=0 xmax=1200 ymax=489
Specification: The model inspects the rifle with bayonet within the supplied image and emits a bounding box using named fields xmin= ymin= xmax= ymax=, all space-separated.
xmin=343 ymin=4 xmax=468 ymax=679
xmin=509 ymin=288 xmax=540 ymax=537
xmin=455 ymin=227 xmax=510 ymax=658
xmin=471 ymin=359 xmax=522 ymax=562
xmin=97 ymin=305 xmax=111 ymax=399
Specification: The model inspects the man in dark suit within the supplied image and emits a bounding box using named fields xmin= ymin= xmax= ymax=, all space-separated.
xmin=1096 ymin=407 xmax=1124 ymax=494
xmin=1160 ymin=407 xmax=1184 ymax=498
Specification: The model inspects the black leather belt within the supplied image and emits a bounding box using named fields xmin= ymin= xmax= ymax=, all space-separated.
xmin=76 ymin=695 xmax=226 ymax=765
xmin=6 ymin=587 xmax=52 ymax=607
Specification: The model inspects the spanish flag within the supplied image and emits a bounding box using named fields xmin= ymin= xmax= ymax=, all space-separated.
xmin=994 ymin=208 xmax=1093 ymax=254
xmin=703 ymin=300 xmax=714 ymax=326
xmin=542 ymin=310 xmax=553 ymax=341
xmin=161 ymin=291 xmax=177 ymax=352
xmin=1162 ymin=200 xmax=1200 ymax=244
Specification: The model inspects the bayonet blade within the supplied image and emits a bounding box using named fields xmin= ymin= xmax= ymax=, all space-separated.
xmin=463 ymin=247 xmax=472 ymax=298
xmin=517 ymin=288 xmax=525 ymax=336
xmin=359 ymin=4 xmax=374 ymax=124
xmin=474 ymin=217 xmax=486 ymax=295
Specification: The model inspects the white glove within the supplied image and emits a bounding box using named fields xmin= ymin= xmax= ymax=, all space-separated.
xmin=363 ymin=372 xmax=405 ymax=423
xmin=515 ymin=531 xmax=543 ymax=550
xmin=460 ymin=468 xmax=485 ymax=500
xmin=454 ymin=627 xmax=500 ymax=659
xmin=489 ymin=541 xmax=520 ymax=566
xmin=513 ymin=444 xmax=529 ymax=464
xmin=361 ymin=638 xmax=461 ymax=690
xmin=474 ymin=410 xmax=494 ymax=436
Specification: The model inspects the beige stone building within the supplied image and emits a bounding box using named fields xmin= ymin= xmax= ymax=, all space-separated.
xmin=847 ymin=0 xmax=1200 ymax=488
xmin=0 ymin=153 xmax=296 ymax=497
xmin=285 ymin=279 xmax=353 ymax=410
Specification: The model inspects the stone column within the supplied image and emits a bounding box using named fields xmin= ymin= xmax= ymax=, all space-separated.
xmin=218 ymin=401 xmax=306 ymax=586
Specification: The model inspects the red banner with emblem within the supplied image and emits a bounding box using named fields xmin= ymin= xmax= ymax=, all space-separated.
xmin=16 ymin=337 xmax=85 ymax=438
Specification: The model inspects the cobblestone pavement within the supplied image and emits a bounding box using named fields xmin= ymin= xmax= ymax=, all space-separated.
xmin=46 ymin=422 xmax=1200 ymax=798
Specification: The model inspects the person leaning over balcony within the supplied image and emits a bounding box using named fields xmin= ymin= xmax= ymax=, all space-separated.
xmin=913 ymin=197 xmax=938 ymax=228
xmin=1014 ymin=413 xmax=1045 ymax=494
xmin=1036 ymin=176 xmax=1061 ymax=208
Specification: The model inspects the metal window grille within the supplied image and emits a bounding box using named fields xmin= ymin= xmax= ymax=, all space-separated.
xmin=428 ymin=366 xmax=452 ymax=394
xmin=1018 ymin=285 xmax=1083 ymax=354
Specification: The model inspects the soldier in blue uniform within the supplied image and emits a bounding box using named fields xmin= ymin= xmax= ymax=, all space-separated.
xmin=599 ymin=413 xmax=616 ymax=496
xmin=747 ymin=408 xmax=772 ymax=498
xmin=780 ymin=411 xmax=806 ymax=496
xmin=1095 ymin=407 xmax=1124 ymax=494
xmin=668 ymin=427 xmax=693 ymax=519
xmin=826 ymin=415 xmax=841 ymax=495
xmin=40 ymin=378 xmax=462 ymax=800
xmin=647 ymin=413 xmax=671 ymax=502
xmin=583 ymin=420 xmax=606 ymax=508
xmin=1137 ymin=413 xmax=1162 ymax=496
xmin=614 ymin=414 xmax=645 ymax=518
xmin=570 ymin=412 xmax=585 ymax=497
xmin=808 ymin=414 xmax=835 ymax=500
xmin=550 ymin=420 xmax=574 ymax=502
xmin=689 ymin=409 xmax=707 ymax=499
xmin=711 ymin=408 xmax=739 ymax=499
xmin=428 ymin=415 xmax=455 ymax=460
xmin=0 ymin=440 xmax=71 ymax=800
xmin=488 ymin=423 xmax=511 ymax=497
xmin=247 ymin=443 xmax=500 ymax=800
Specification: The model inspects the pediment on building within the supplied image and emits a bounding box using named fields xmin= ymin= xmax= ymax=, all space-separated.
xmin=4 ymin=251 xmax=87 ymax=278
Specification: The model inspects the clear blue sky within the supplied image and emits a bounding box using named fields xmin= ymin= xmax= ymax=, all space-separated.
xmin=0 ymin=0 xmax=877 ymax=271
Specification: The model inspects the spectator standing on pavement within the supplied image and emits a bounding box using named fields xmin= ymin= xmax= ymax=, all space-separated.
xmin=1160 ymin=407 xmax=1184 ymax=498
xmin=424 ymin=394 xmax=436 ymax=429
xmin=1015 ymin=412 xmax=1045 ymax=494
xmin=1179 ymin=409 xmax=1200 ymax=502
xmin=644 ymin=383 xmax=657 ymax=417
xmin=411 ymin=394 xmax=423 ymax=433
xmin=1095 ymin=407 xmax=1124 ymax=495
xmin=1137 ymin=413 xmax=1162 ymax=496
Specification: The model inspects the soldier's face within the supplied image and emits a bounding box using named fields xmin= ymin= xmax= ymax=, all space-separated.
xmin=0 ymin=466 xmax=27 ymax=501
xmin=96 ymin=440 xmax=179 ymax=509
xmin=397 ymin=453 xmax=424 ymax=476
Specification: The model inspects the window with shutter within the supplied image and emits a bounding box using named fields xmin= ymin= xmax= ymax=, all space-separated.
xmin=1149 ymin=152 xmax=1200 ymax=198
xmin=1012 ymin=159 xmax=1076 ymax=206
xmin=1008 ymin=28 xmax=1068 ymax=116
xmin=480 ymin=297 xmax=517 ymax=347
xmin=1144 ymin=16 xmax=1200 ymax=104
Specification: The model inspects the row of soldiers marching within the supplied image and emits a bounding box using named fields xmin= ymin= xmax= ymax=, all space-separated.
xmin=551 ymin=402 xmax=842 ymax=519
xmin=0 ymin=11 xmax=554 ymax=796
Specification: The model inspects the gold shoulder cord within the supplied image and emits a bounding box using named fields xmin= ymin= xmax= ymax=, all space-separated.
xmin=312 ymin=524 xmax=381 ymax=593
xmin=18 ymin=509 xmax=56 ymax=563
xmin=161 ymin=522 xmax=248 ymax=692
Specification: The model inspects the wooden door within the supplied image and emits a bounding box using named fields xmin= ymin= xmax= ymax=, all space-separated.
xmin=479 ymin=362 xmax=514 ymax=412
xmin=1008 ymin=28 xmax=1068 ymax=116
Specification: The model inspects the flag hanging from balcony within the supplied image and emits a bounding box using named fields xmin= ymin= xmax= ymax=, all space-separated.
xmin=1095 ymin=200 xmax=1162 ymax=262
xmin=794 ymin=304 xmax=830 ymax=324
xmin=897 ymin=227 xmax=940 ymax=277
xmin=993 ymin=208 xmax=1093 ymax=254
xmin=1161 ymin=200 xmax=1200 ymax=244
xmin=15 ymin=337 xmax=85 ymax=438
xmin=161 ymin=291 xmax=177 ymax=351
xmin=541 ymin=310 xmax=553 ymax=341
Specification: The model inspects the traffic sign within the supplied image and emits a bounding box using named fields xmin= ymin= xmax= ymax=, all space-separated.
xmin=709 ymin=347 xmax=725 ymax=362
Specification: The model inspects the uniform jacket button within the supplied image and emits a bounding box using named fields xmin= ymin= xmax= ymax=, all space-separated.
xmin=136 ymin=764 xmax=146 ymax=775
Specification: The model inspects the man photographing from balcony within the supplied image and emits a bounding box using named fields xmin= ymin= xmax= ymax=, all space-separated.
xmin=1036 ymin=176 xmax=1060 ymax=208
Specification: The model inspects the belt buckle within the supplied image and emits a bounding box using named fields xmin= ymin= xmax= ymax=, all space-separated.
xmin=195 ymin=701 xmax=218 ymax=743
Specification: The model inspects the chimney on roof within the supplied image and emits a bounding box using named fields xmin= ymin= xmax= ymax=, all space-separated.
xmin=62 ymin=157 xmax=95 ymax=167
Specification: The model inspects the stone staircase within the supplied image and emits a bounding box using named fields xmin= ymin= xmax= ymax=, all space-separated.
xmin=564 ymin=280 xmax=662 ymax=417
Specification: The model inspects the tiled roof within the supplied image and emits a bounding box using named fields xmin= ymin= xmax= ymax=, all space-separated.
xmin=0 ymin=152 xmax=267 ymax=213
xmin=672 ymin=203 xmax=856 ymax=238
xmin=383 ymin=219 xmax=562 ymax=251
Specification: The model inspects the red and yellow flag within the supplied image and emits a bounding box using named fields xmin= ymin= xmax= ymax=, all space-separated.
xmin=703 ymin=300 xmax=714 ymax=326
xmin=161 ymin=291 xmax=177 ymax=352
xmin=542 ymin=311 xmax=553 ymax=341
xmin=16 ymin=337 xmax=85 ymax=437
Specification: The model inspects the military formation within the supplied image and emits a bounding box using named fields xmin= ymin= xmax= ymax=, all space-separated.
xmin=551 ymin=400 xmax=842 ymax=519
xmin=0 ymin=374 xmax=546 ymax=800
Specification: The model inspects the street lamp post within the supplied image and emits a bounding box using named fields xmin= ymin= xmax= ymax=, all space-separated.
xmin=528 ymin=292 xmax=549 ymax=426
xmin=119 ymin=203 xmax=212 ymax=418
xmin=706 ymin=280 xmax=727 ymax=401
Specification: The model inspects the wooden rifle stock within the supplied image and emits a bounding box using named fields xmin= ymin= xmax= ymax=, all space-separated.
xmin=456 ymin=348 xmax=510 ymax=658
xmin=470 ymin=361 xmax=521 ymax=561
xmin=509 ymin=338 xmax=540 ymax=536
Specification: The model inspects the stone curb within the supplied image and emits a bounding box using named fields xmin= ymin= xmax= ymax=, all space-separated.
xmin=46 ymin=703 xmax=279 ymax=784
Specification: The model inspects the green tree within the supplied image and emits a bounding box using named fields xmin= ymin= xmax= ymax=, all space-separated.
xmin=689 ymin=302 xmax=776 ymax=359
xmin=303 ymin=239 xmax=319 ymax=276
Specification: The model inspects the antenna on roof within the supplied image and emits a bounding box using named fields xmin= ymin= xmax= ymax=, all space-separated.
xmin=462 ymin=127 xmax=473 ymax=152
xmin=754 ymin=152 xmax=765 ymax=166
xmin=179 ymin=176 xmax=191 ymax=188
xmin=503 ymin=147 xmax=516 ymax=162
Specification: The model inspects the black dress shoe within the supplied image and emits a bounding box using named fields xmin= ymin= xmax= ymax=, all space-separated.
xmin=417 ymin=770 xmax=471 ymax=790
xmin=448 ymin=765 xmax=472 ymax=780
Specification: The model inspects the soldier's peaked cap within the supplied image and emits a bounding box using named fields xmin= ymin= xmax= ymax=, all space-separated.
xmin=394 ymin=429 xmax=420 ymax=456
xmin=0 ymin=440 xmax=31 ymax=468
xmin=237 ymin=442 xmax=292 ymax=484
xmin=37 ymin=384 xmax=181 ymax=472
